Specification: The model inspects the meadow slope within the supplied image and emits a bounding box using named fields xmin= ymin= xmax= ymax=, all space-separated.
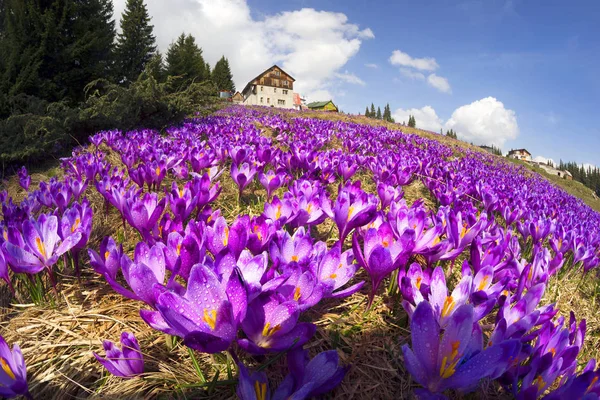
xmin=1 ymin=106 xmax=600 ymax=399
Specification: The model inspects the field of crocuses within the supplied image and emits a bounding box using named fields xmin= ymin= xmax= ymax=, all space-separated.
xmin=1 ymin=105 xmax=600 ymax=399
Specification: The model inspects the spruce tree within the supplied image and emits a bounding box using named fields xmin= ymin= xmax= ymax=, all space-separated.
xmin=212 ymin=56 xmax=235 ymax=92
xmin=143 ymin=51 xmax=165 ymax=82
xmin=370 ymin=103 xmax=376 ymax=118
xmin=383 ymin=103 xmax=392 ymax=122
xmin=114 ymin=0 xmax=156 ymax=84
xmin=408 ymin=115 xmax=416 ymax=128
xmin=376 ymin=106 xmax=382 ymax=120
xmin=1 ymin=0 xmax=115 ymax=104
xmin=364 ymin=106 xmax=370 ymax=117
xmin=166 ymin=33 xmax=207 ymax=85
xmin=205 ymin=61 xmax=212 ymax=79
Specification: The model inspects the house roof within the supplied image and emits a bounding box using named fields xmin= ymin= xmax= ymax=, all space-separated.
xmin=307 ymin=100 xmax=334 ymax=108
xmin=508 ymin=148 xmax=531 ymax=155
xmin=241 ymin=65 xmax=296 ymax=94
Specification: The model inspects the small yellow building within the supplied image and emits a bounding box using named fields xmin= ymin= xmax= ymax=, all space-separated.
xmin=307 ymin=100 xmax=338 ymax=112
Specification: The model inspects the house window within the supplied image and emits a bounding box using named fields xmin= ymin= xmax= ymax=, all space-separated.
xmin=282 ymin=89 xmax=288 ymax=95
xmin=274 ymin=88 xmax=277 ymax=93
xmin=267 ymin=98 xmax=270 ymax=104
xmin=283 ymin=80 xmax=288 ymax=86
xmin=260 ymin=97 xmax=263 ymax=103
xmin=278 ymin=99 xmax=285 ymax=105
xmin=275 ymin=70 xmax=280 ymax=76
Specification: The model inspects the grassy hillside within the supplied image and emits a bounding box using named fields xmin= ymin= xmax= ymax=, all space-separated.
xmin=302 ymin=109 xmax=600 ymax=212
xmin=1 ymin=106 xmax=599 ymax=399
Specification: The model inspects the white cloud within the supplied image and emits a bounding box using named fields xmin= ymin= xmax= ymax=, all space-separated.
xmin=334 ymin=71 xmax=366 ymax=86
xmin=112 ymin=1 xmax=372 ymax=99
xmin=534 ymin=156 xmax=556 ymax=165
xmin=392 ymin=106 xmax=443 ymax=132
xmin=427 ymin=73 xmax=452 ymax=93
xmin=400 ymin=68 xmax=425 ymax=80
xmin=444 ymin=97 xmax=519 ymax=148
xmin=358 ymin=28 xmax=375 ymax=39
xmin=365 ymin=63 xmax=378 ymax=69
xmin=389 ymin=50 xmax=439 ymax=71
xmin=390 ymin=50 xmax=452 ymax=93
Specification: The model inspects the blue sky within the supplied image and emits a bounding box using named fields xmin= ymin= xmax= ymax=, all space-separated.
xmin=113 ymin=0 xmax=600 ymax=166
xmin=248 ymin=0 xmax=600 ymax=165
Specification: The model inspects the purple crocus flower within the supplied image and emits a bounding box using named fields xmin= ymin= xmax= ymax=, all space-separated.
xmin=238 ymin=294 xmax=315 ymax=355
xmin=399 ymin=262 xmax=432 ymax=304
xmin=269 ymin=227 xmax=313 ymax=267
xmin=272 ymin=348 xmax=348 ymax=400
xmin=236 ymin=361 xmax=270 ymax=400
xmin=0 ymin=335 xmax=30 ymax=399
xmin=311 ymin=242 xmax=364 ymax=299
xmin=88 ymin=236 xmax=123 ymax=279
xmin=3 ymin=214 xmax=81 ymax=277
xmin=237 ymin=347 xmax=347 ymax=400
xmin=258 ymin=170 xmax=286 ymax=201
xmin=353 ymin=222 xmax=414 ymax=304
xmin=110 ymin=242 xmax=167 ymax=306
xmin=323 ymin=181 xmax=378 ymax=243
xmin=0 ymin=248 xmax=15 ymax=295
xmin=237 ymin=250 xmax=269 ymax=303
xmin=205 ymin=216 xmax=248 ymax=260
xmin=123 ymin=192 xmax=166 ymax=241
xmin=163 ymin=231 xmax=202 ymax=281
xmin=425 ymin=267 xmax=472 ymax=326
xmin=276 ymin=268 xmax=324 ymax=311
xmin=402 ymin=301 xmax=521 ymax=397
xmin=231 ymin=162 xmax=257 ymax=199
xmin=189 ymin=172 xmax=221 ymax=212
xmin=93 ymin=332 xmax=144 ymax=378
xmin=60 ymin=199 xmax=94 ymax=276
xmin=167 ymin=181 xmax=198 ymax=222
xmin=50 ymin=180 xmax=73 ymax=211
xmin=337 ymin=160 xmax=358 ymax=183
xmin=66 ymin=176 xmax=87 ymax=201
xmin=263 ymin=196 xmax=297 ymax=227
xmin=377 ymin=182 xmax=403 ymax=210
xmin=247 ymin=216 xmax=276 ymax=255
xmin=151 ymin=264 xmax=246 ymax=353
xmin=17 ymin=167 xmax=30 ymax=192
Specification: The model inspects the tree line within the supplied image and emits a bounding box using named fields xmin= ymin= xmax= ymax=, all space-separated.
xmin=559 ymin=161 xmax=600 ymax=196
xmin=0 ymin=0 xmax=235 ymax=165
xmin=363 ymin=103 xmax=395 ymax=123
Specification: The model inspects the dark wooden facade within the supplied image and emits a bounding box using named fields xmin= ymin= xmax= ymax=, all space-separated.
xmin=242 ymin=65 xmax=295 ymax=96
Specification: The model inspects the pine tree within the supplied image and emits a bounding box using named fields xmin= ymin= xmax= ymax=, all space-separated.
xmin=364 ymin=106 xmax=370 ymax=117
xmin=370 ymin=103 xmax=376 ymax=118
xmin=383 ymin=103 xmax=392 ymax=122
xmin=205 ymin=61 xmax=211 ymax=79
xmin=376 ymin=106 xmax=382 ymax=120
xmin=211 ymin=56 xmax=235 ymax=92
xmin=408 ymin=115 xmax=416 ymax=128
xmin=143 ymin=51 xmax=165 ymax=82
xmin=114 ymin=0 xmax=156 ymax=84
xmin=1 ymin=0 xmax=116 ymax=104
xmin=166 ymin=33 xmax=207 ymax=85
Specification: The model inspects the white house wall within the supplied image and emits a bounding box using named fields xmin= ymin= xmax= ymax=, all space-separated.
xmin=244 ymin=85 xmax=295 ymax=109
